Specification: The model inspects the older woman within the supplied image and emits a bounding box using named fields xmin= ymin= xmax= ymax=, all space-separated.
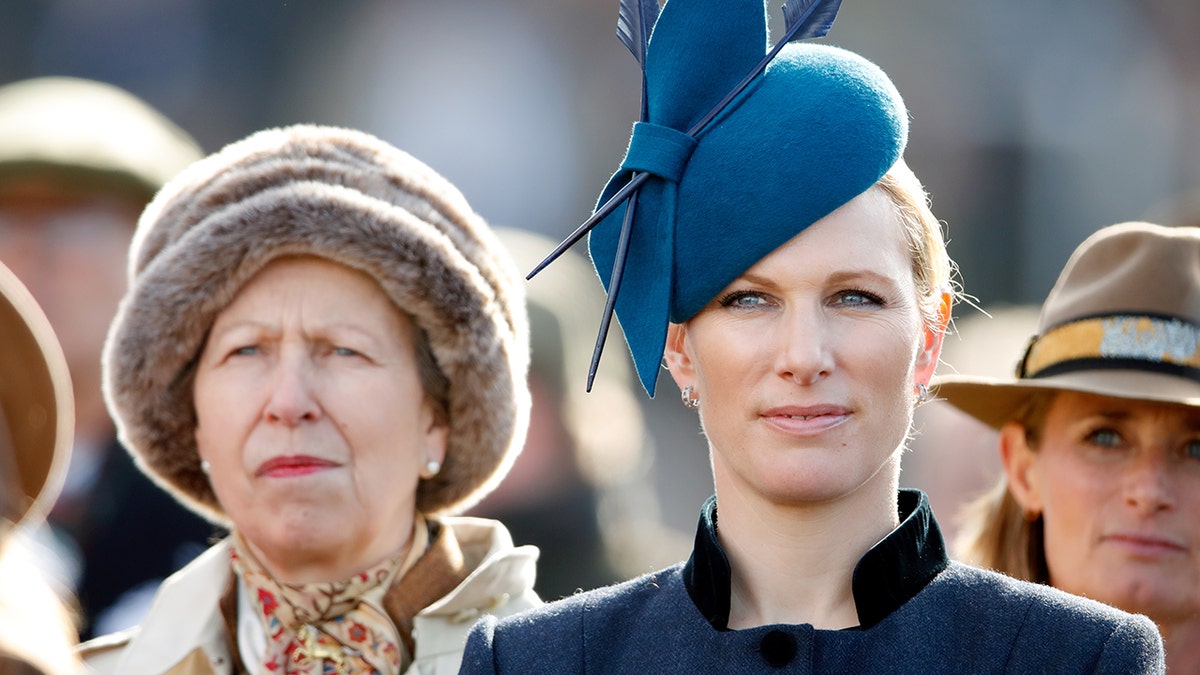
xmin=940 ymin=222 xmax=1200 ymax=674
xmin=0 ymin=260 xmax=80 ymax=674
xmin=79 ymin=125 xmax=539 ymax=674
xmin=460 ymin=0 xmax=1164 ymax=672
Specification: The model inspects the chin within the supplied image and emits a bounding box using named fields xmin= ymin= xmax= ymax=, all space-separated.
xmin=250 ymin=505 xmax=353 ymax=552
xmin=790 ymin=458 xmax=895 ymax=501
xmin=268 ymin=523 xmax=339 ymax=551
xmin=1102 ymin=574 xmax=1196 ymax=621
xmin=757 ymin=473 xmax=867 ymax=507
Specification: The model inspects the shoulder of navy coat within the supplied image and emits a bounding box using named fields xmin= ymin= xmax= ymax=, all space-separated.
xmin=462 ymin=562 xmax=1162 ymax=674
xmin=462 ymin=491 xmax=1163 ymax=674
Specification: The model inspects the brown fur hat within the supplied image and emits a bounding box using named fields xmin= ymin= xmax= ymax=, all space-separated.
xmin=103 ymin=124 xmax=530 ymax=524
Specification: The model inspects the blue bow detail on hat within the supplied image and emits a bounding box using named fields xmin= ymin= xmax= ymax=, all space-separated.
xmin=535 ymin=0 xmax=907 ymax=396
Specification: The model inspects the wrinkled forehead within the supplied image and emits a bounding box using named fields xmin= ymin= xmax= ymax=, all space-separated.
xmin=203 ymin=254 xmax=414 ymax=342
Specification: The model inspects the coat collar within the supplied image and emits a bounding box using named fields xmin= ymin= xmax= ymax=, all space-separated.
xmin=682 ymin=488 xmax=949 ymax=630
xmin=110 ymin=538 xmax=233 ymax=674
xmin=86 ymin=517 xmax=539 ymax=674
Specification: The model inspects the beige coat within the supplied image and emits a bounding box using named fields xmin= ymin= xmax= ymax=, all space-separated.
xmin=79 ymin=517 xmax=539 ymax=675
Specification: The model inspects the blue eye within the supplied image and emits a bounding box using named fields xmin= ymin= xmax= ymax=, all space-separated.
xmin=1085 ymin=428 xmax=1123 ymax=448
xmin=718 ymin=290 xmax=770 ymax=308
xmin=835 ymin=289 xmax=884 ymax=307
xmin=232 ymin=345 xmax=258 ymax=357
xmin=1184 ymin=441 xmax=1200 ymax=460
xmin=333 ymin=346 xmax=360 ymax=357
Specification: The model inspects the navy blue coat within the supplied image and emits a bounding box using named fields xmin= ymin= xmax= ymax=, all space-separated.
xmin=462 ymin=491 xmax=1163 ymax=674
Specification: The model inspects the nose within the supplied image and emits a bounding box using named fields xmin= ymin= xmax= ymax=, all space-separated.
xmin=773 ymin=302 xmax=833 ymax=386
xmin=263 ymin=350 xmax=321 ymax=426
xmin=1122 ymin=451 xmax=1175 ymax=515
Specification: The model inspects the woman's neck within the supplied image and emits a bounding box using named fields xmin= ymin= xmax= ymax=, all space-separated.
xmin=1161 ymin=615 xmax=1200 ymax=674
xmin=716 ymin=475 xmax=899 ymax=630
xmin=244 ymin=516 xmax=420 ymax=585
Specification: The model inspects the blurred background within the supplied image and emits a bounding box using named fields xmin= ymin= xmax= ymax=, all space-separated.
xmin=4 ymin=0 xmax=1200 ymax=632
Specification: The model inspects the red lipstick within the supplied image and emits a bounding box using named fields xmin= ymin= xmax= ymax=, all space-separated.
xmin=255 ymin=455 xmax=338 ymax=478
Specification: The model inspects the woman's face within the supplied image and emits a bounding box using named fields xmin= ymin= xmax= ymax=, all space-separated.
xmin=664 ymin=188 xmax=945 ymax=506
xmin=1003 ymin=390 xmax=1200 ymax=621
xmin=193 ymin=256 xmax=447 ymax=582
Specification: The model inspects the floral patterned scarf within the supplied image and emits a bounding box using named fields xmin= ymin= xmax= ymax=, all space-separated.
xmin=228 ymin=524 xmax=428 ymax=675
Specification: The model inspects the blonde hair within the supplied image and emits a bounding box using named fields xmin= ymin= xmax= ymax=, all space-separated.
xmin=954 ymin=391 xmax=1056 ymax=583
xmin=875 ymin=159 xmax=956 ymax=330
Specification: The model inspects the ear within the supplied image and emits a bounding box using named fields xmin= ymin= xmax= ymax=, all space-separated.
xmin=194 ymin=423 xmax=210 ymax=464
xmin=914 ymin=291 xmax=951 ymax=386
xmin=422 ymin=402 xmax=449 ymax=468
xmin=999 ymin=421 xmax=1043 ymax=516
xmin=663 ymin=322 xmax=695 ymax=392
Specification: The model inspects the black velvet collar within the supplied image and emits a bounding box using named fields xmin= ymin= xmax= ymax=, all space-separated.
xmin=682 ymin=488 xmax=949 ymax=630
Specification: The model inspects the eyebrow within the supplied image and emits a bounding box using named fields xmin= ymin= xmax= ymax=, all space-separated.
xmin=736 ymin=269 xmax=902 ymax=290
xmin=208 ymin=319 xmax=380 ymax=342
xmin=827 ymin=269 xmax=903 ymax=289
xmin=205 ymin=319 xmax=270 ymax=341
xmin=1087 ymin=408 xmax=1200 ymax=432
xmin=1175 ymin=414 xmax=1200 ymax=432
xmin=1087 ymin=409 xmax=1133 ymax=422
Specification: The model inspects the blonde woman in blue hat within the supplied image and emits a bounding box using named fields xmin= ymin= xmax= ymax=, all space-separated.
xmin=941 ymin=222 xmax=1200 ymax=674
xmin=0 ymin=76 xmax=214 ymax=637
xmin=460 ymin=0 xmax=1164 ymax=672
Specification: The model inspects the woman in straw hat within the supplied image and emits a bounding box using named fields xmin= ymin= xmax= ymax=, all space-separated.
xmin=0 ymin=74 xmax=214 ymax=641
xmin=461 ymin=0 xmax=1163 ymax=672
xmin=940 ymin=221 xmax=1200 ymax=674
xmin=0 ymin=260 xmax=80 ymax=674
xmin=79 ymin=124 xmax=540 ymax=674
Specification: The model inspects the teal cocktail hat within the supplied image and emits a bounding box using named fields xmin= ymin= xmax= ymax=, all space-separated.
xmin=530 ymin=0 xmax=908 ymax=396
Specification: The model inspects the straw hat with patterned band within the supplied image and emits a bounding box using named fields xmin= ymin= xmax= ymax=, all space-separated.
xmin=933 ymin=221 xmax=1200 ymax=429
xmin=0 ymin=260 xmax=73 ymax=529
xmin=0 ymin=76 xmax=202 ymax=201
